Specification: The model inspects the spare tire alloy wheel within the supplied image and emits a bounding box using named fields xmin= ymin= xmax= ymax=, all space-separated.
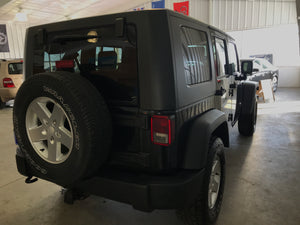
xmin=26 ymin=97 xmax=73 ymax=164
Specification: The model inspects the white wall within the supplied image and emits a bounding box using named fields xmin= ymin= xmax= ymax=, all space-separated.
xmin=132 ymin=0 xmax=297 ymax=31
xmin=278 ymin=67 xmax=300 ymax=87
xmin=0 ymin=22 xmax=29 ymax=59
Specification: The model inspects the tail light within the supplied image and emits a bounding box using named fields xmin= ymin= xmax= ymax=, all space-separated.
xmin=151 ymin=115 xmax=174 ymax=146
xmin=55 ymin=60 xmax=74 ymax=69
xmin=3 ymin=78 xmax=15 ymax=88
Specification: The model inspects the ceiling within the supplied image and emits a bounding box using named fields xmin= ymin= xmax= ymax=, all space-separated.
xmin=0 ymin=0 xmax=148 ymax=25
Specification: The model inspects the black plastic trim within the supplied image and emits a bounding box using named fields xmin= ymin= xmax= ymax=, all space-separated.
xmin=74 ymin=168 xmax=205 ymax=211
xmin=16 ymin=147 xmax=30 ymax=177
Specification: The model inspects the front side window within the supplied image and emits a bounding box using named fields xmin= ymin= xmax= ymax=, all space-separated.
xmin=8 ymin=63 xmax=23 ymax=74
xmin=214 ymin=38 xmax=226 ymax=76
xmin=180 ymin=27 xmax=211 ymax=85
xmin=228 ymin=42 xmax=238 ymax=72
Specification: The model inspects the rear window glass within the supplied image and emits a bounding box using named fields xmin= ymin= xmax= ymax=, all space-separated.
xmin=33 ymin=24 xmax=138 ymax=106
xmin=180 ymin=26 xmax=211 ymax=85
xmin=8 ymin=63 xmax=23 ymax=74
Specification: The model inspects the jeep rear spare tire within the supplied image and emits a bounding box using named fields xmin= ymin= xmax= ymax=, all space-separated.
xmin=13 ymin=72 xmax=112 ymax=187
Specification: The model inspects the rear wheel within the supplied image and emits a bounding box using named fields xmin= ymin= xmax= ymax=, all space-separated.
xmin=272 ymin=75 xmax=278 ymax=92
xmin=177 ymin=137 xmax=225 ymax=225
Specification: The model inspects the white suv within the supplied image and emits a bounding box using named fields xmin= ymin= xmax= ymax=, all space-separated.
xmin=0 ymin=59 xmax=24 ymax=108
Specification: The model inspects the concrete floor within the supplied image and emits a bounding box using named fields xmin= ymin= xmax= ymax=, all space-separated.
xmin=0 ymin=88 xmax=299 ymax=225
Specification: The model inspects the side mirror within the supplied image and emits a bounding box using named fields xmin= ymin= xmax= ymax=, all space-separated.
xmin=241 ymin=60 xmax=253 ymax=75
xmin=225 ymin=63 xmax=236 ymax=75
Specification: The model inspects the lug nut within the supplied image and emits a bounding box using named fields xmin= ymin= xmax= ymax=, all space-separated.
xmin=55 ymin=131 xmax=61 ymax=138
xmin=50 ymin=136 xmax=55 ymax=144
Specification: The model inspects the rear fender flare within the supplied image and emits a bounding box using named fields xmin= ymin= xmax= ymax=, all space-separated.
xmin=181 ymin=109 xmax=228 ymax=170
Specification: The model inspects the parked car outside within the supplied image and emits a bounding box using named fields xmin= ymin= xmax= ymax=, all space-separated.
xmin=242 ymin=58 xmax=279 ymax=92
xmin=0 ymin=59 xmax=24 ymax=108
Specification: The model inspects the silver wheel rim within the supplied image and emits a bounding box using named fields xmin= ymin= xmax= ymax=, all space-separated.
xmin=208 ymin=155 xmax=221 ymax=209
xmin=272 ymin=76 xmax=278 ymax=90
xmin=25 ymin=97 xmax=73 ymax=164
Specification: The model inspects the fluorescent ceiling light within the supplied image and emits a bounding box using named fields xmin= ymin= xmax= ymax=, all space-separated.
xmin=15 ymin=12 xmax=27 ymax=22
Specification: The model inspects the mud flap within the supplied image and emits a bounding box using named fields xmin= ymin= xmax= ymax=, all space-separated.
xmin=16 ymin=147 xmax=38 ymax=183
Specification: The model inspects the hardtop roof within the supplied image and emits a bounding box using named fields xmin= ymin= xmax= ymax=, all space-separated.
xmin=28 ymin=9 xmax=234 ymax=40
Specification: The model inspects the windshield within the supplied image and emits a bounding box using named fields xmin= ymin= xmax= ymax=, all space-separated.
xmin=255 ymin=58 xmax=276 ymax=70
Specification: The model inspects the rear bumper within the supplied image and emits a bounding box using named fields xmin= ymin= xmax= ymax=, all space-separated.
xmin=16 ymin=149 xmax=204 ymax=211
xmin=75 ymin=169 xmax=204 ymax=211
xmin=0 ymin=87 xmax=18 ymax=102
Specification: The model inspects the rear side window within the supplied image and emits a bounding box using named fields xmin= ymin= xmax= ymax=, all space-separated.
xmin=180 ymin=27 xmax=211 ymax=85
xmin=8 ymin=63 xmax=23 ymax=74
xmin=33 ymin=24 xmax=138 ymax=106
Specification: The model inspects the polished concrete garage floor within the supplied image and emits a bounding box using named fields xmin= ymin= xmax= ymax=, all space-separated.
xmin=0 ymin=88 xmax=299 ymax=225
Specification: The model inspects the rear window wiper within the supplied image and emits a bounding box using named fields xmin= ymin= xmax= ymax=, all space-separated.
xmin=52 ymin=35 xmax=101 ymax=43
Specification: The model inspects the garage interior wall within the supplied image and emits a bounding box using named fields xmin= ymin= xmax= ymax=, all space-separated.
xmin=0 ymin=22 xmax=28 ymax=59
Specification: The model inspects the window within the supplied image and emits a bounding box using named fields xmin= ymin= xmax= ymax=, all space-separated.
xmin=34 ymin=24 xmax=138 ymax=105
xmin=214 ymin=38 xmax=226 ymax=76
xmin=253 ymin=60 xmax=262 ymax=71
xmin=8 ymin=63 xmax=23 ymax=74
xmin=44 ymin=53 xmax=64 ymax=72
xmin=228 ymin=42 xmax=238 ymax=73
xmin=180 ymin=27 xmax=211 ymax=85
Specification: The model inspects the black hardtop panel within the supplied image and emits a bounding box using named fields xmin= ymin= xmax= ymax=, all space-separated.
xmin=28 ymin=10 xmax=181 ymax=33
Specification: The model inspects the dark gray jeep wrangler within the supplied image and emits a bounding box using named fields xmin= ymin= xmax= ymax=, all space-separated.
xmin=13 ymin=10 xmax=257 ymax=225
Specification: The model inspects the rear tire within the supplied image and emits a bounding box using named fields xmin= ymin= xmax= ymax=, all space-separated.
xmin=177 ymin=137 xmax=225 ymax=225
xmin=238 ymin=99 xmax=257 ymax=136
